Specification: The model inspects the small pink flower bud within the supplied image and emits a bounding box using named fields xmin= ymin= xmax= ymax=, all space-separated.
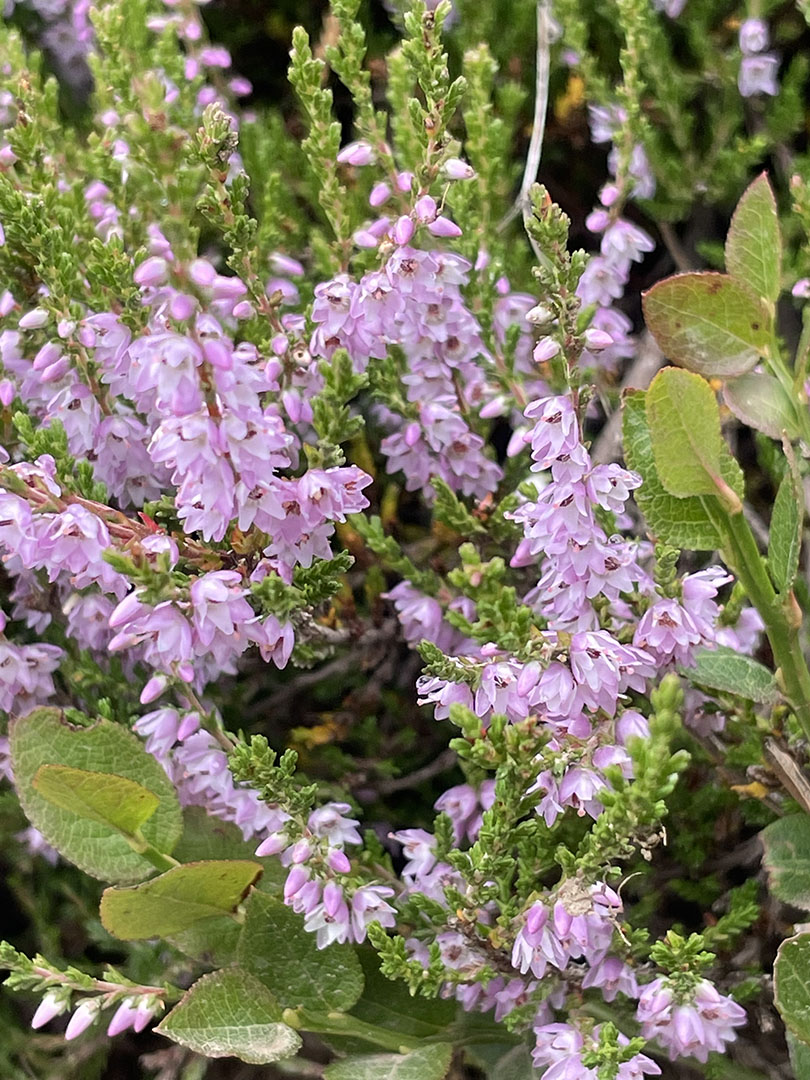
xmin=0 ymin=380 xmax=14 ymax=407
xmin=31 ymin=991 xmax=67 ymax=1030
xmin=337 ymin=140 xmax=375 ymax=166
xmin=414 ymin=195 xmax=437 ymax=223
xmin=176 ymin=662 xmax=195 ymax=683
xmin=328 ymin=849 xmax=351 ymax=873
xmin=599 ymin=183 xmax=620 ymax=208
xmin=133 ymin=997 xmax=161 ymax=1033
xmin=19 ymin=308 xmax=49 ymax=330
xmin=107 ymin=998 xmax=139 ymax=1038
xmin=475 ymin=249 xmax=490 ymax=271
xmin=393 ymin=216 xmax=415 ymax=246
xmin=65 ymin=999 xmax=101 ymax=1041
xmin=442 ymin=157 xmax=475 ymax=180
xmin=232 ymin=300 xmax=254 ymax=319
xmin=140 ymin=675 xmax=168 ymax=704
xmin=353 ymin=229 xmax=379 ymax=249
xmin=284 ymin=866 xmax=309 ymax=901
xmin=188 ymin=258 xmax=217 ymax=287
xmin=270 ymin=253 xmax=304 ymax=277
xmin=290 ymin=838 xmax=312 ymax=864
xmin=428 ymin=216 xmax=462 ymax=238
xmin=533 ymin=338 xmax=560 ymax=363
xmin=323 ymin=880 xmax=344 ymax=917
xmin=793 ymin=278 xmax=810 ymax=299
xmin=0 ymin=145 xmax=18 ymax=166
xmin=169 ymin=292 xmax=196 ymax=321
xmin=176 ymin=712 xmax=200 ymax=740
xmin=203 ymin=339 xmax=233 ymax=370
xmin=256 ymin=832 xmax=288 ymax=857
xmin=369 ymin=182 xmax=391 ymax=208
xmin=271 ymin=333 xmax=289 ymax=356
xmin=39 ymin=356 xmax=71 ymax=383
xmin=395 ymin=170 xmax=414 ymax=192
xmin=134 ymin=256 xmax=168 ymax=288
xmin=0 ymin=290 xmax=15 ymax=317
xmin=584 ymin=327 xmax=614 ymax=351
xmin=585 ymin=208 xmax=609 ymax=233
xmin=479 ymin=396 xmax=507 ymax=419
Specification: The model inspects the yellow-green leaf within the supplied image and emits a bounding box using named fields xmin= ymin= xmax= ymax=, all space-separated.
xmin=33 ymin=764 xmax=159 ymax=835
xmin=646 ymin=368 xmax=742 ymax=503
xmin=725 ymin=173 xmax=781 ymax=304
xmin=100 ymin=860 xmax=262 ymax=939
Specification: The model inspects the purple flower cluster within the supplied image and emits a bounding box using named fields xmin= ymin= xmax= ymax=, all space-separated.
xmin=578 ymin=108 xmax=656 ymax=373
xmin=637 ymin=976 xmax=747 ymax=1061
xmin=738 ymin=18 xmax=779 ymax=98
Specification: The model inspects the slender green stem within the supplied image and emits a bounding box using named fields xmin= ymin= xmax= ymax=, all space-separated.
xmin=287 ymin=1008 xmax=422 ymax=1053
xmin=707 ymin=501 xmax=810 ymax=739
xmin=128 ymin=831 xmax=181 ymax=872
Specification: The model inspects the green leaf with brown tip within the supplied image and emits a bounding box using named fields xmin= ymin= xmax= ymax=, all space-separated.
xmin=100 ymin=860 xmax=263 ymax=939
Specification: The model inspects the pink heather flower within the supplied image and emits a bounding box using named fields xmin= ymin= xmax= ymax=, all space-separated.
xmin=350 ymin=884 xmax=396 ymax=942
xmin=307 ymin=802 xmax=362 ymax=847
xmin=31 ymin=990 xmax=68 ymax=1030
xmin=442 ymin=157 xmax=475 ymax=180
xmin=391 ymin=828 xmax=438 ymax=883
xmin=434 ymin=784 xmax=479 ymax=842
xmin=739 ymin=54 xmax=779 ymax=97
xmin=65 ymin=998 xmax=102 ymax=1040
xmin=337 ymin=140 xmax=375 ymax=166
xmin=636 ymin=977 xmax=746 ymax=1062
xmin=739 ymin=17 xmax=769 ymax=55
xmin=523 ymin=394 xmax=580 ymax=472
xmin=581 ymin=956 xmax=639 ymax=1001
xmin=633 ymin=598 xmax=702 ymax=668
xmin=428 ymin=216 xmax=463 ymax=238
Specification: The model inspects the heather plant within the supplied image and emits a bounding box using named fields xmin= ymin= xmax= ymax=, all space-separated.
xmin=1 ymin=1 xmax=810 ymax=1079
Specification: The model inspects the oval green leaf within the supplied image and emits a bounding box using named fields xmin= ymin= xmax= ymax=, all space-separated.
xmin=769 ymin=441 xmax=805 ymax=595
xmin=33 ymin=764 xmax=159 ymax=835
xmin=100 ymin=860 xmax=263 ymax=939
xmin=643 ymin=272 xmax=770 ymax=377
xmin=681 ymin=646 xmax=780 ymax=705
xmin=775 ymin=934 xmax=810 ymax=1047
xmin=762 ymin=814 xmax=810 ymax=911
xmin=237 ymin=891 xmax=364 ymax=1014
xmin=622 ymin=389 xmax=723 ymax=550
xmin=646 ymin=368 xmax=743 ymax=503
xmin=724 ymin=371 xmax=800 ymax=441
xmin=9 ymin=708 xmax=181 ymax=883
xmin=155 ymin=968 xmax=302 ymax=1065
xmin=324 ymin=1044 xmax=453 ymax=1080
xmin=725 ymin=173 xmax=781 ymax=304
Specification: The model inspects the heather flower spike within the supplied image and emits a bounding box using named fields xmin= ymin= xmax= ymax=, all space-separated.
xmin=0 ymin=0 xmax=807 ymax=1077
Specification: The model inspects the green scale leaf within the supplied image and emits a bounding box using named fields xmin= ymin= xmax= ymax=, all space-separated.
xmin=725 ymin=172 xmax=782 ymax=305
xmin=100 ymin=860 xmax=263 ymax=939
xmin=237 ymin=891 xmax=364 ymax=1013
xmin=642 ymin=272 xmax=770 ymax=378
xmin=9 ymin=708 xmax=181 ymax=883
xmin=156 ymin=967 xmax=302 ymax=1065
xmin=324 ymin=1044 xmax=453 ymax=1080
